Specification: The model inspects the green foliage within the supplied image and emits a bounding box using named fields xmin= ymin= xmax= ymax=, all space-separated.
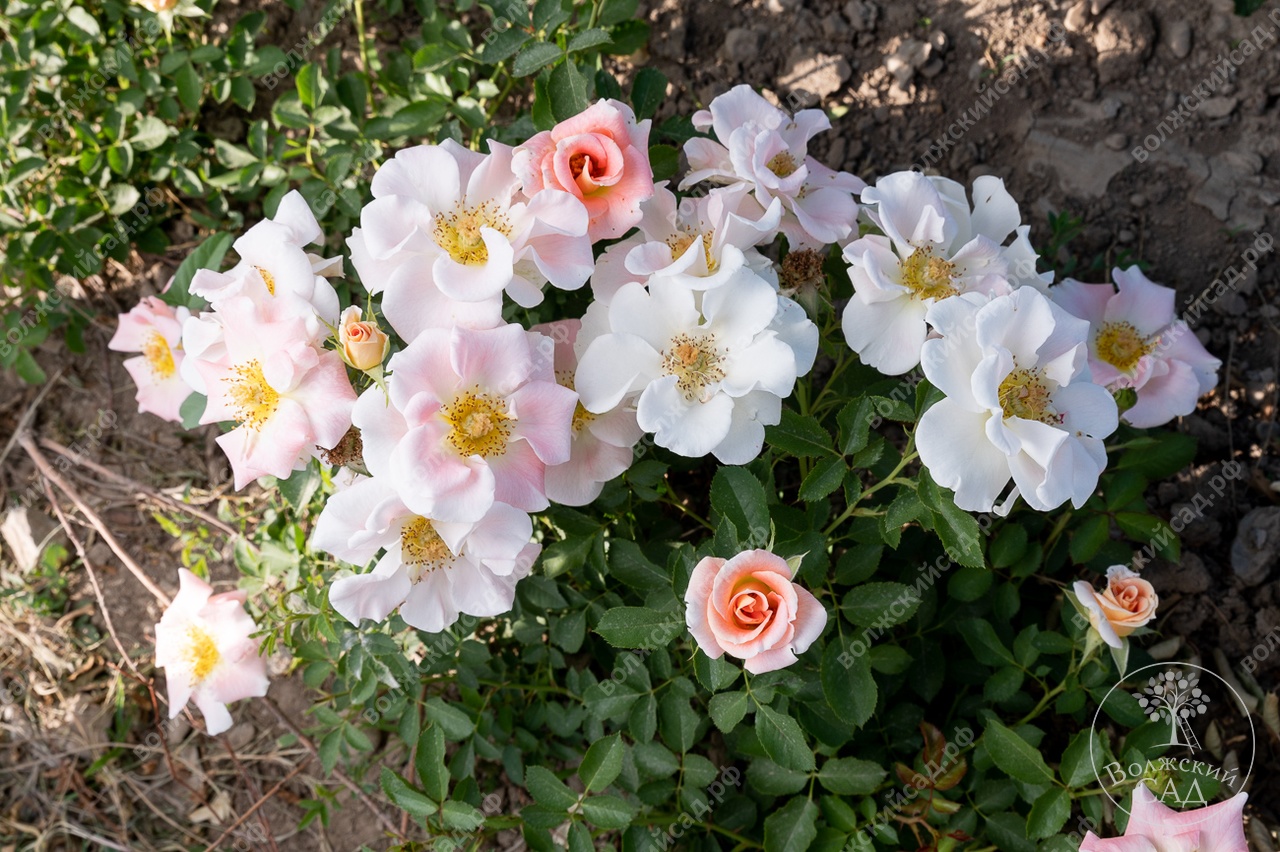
xmin=17 ymin=0 xmax=1213 ymax=846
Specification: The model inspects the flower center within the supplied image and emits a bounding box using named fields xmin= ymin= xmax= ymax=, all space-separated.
xmin=766 ymin=151 xmax=799 ymax=178
xmin=1095 ymin=321 xmax=1154 ymax=372
xmin=400 ymin=516 xmax=454 ymax=582
xmin=998 ymin=367 xmax=1060 ymax=424
xmin=254 ymin=265 xmax=276 ymax=296
xmin=901 ymin=246 xmax=959 ymax=300
xmin=662 ymin=333 xmax=726 ymax=402
xmin=225 ymin=359 xmax=280 ymax=430
xmin=433 ymin=201 xmax=512 ymax=267
xmin=183 ymin=625 xmax=221 ymax=683
xmin=143 ymin=332 xmax=176 ymax=379
xmin=666 ymin=231 xmax=718 ymax=273
xmin=442 ymin=389 xmax=512 ymax=458
xmin=556 ymin=370 xmax=595 ymax=436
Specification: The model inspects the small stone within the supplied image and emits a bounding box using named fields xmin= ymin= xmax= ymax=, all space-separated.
xmin=1065 ymin=1 xmax=1091 ymax=33
xmin=1090 ymin=0 xmax=1114 ymax=14
xmin=843 ymin=0 xmax=878 ymax=33
xmin=885 ymin=39 xmax=932 ymax=87
xmin=1117 ymin=229 xmax=1135 ymax=243
xmin=1105 ymin=132 xmax=1129 ymax=150
xmin=1232 ymin=507 xmax=1280 ymax=587
xmin=722 ymin=28 xmax=762 ymax=64
xmin=929 ymin=29 xmax=950 ymax=53
xmin=1168 ymin=19 xmax=1192 ymax=58
xmin=1101 ymin=95 xmax=1123 ymax=118
xmin=781 ymin=48 xmax=851 ymax=100
xmin=1199 ymin=96 xmax=1239 ymax=119
xmin=920 ymin=57 xmax=945 ymax=78
xmin=1094 ymin=10 xmax=1155 ymax=85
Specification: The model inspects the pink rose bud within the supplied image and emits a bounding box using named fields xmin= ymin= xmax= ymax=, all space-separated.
xmin=685 ymin=549 xmax=827 ymax=674
xmin=339 ymin=306 xmax=389 ymax=372
xmin=1072 ymin=565 xmax=1159 ymax=649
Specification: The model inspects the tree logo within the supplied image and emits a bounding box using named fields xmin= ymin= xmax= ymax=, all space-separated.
xmin=1088 ymin=662 xmax=1255 ymax=826
xmin=1133 ymin=669 xmax=1211 ymax=749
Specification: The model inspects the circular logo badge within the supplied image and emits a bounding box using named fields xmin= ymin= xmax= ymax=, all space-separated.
xmin=1089 ymin=662 xmax=1255 ymax=826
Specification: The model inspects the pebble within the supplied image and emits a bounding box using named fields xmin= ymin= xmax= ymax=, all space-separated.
xmin=885 ymin=39 xmax=932 ymax=87
xmin=1199 ymin=96 xmax=1239 ymax=119
xmin=920 ymin=57 xmax=946 ymax=79
xmin=929 ymin=29 xmax=950 ymax=53
xmin=1129 ymin=192 xmax=1147 ymax=207
xmin=843 ymin=0 xmax=878 ymax=33
xmin=1104 ymin=132 xmax=1129 ymax=150
xmin=1101 ymin=95 xmax=1123 ymax=118
xmin=1169 ymin=19 xmax=1193 ymax=58
xmin=1232 ymin=507 xmax=1280 ymax=587
xmin=1065 ymin=1 xmax=1090 ymax=33
xmin=722 ymin=28 xmax=762 ymax=64
xmin=1118 ymin=229 xmax=1135 ymax=243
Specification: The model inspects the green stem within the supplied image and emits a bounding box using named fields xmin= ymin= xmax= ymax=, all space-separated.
xmin=354 ymin=0 xmax=371 ymax=77
xmin=822 ymin=439 xmax=918 ymax=537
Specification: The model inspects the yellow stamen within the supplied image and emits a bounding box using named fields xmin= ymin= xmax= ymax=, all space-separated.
xmin=224 ymin=359 xmax=280 ymax=430
xmin=900 ymin=246 xmax=959 ymax=300
xmin=766 ymin=151 xmax=799 ymax=178
xmin=143 ymin=332 xmax=176 ymax=379
xmin=442 ymin=389 xmax=512 ymax=457
xmin=555 ymin=370 xmax=595 ymax=436
xmin=666 ymin=231 xmax=718 ymax=273
xmin=184 ymin=625 xmax=221 ymax=683
xmin=1095 ymin=321 xmax=1154 ymax=372
xmin=433 ymin=201 xmax=512 ymax=266
xmin=998 ymin=367 xmax=1059 ymax=424
xmin=662 ymin=333 xmax=726 ymax=402
xmin=254 ymin=266 xmax=276 ymax=296
xmin=401 ymin=516 xmax=454 ymax=581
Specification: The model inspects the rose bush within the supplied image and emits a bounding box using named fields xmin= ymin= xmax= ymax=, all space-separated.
xmin=21 ymin=1 xmax=1253 ymax=848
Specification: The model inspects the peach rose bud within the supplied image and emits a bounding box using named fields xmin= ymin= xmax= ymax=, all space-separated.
xmin=339 ymin=306 xmax=389 ymax=372
xmin=685 ymin=549 xmax=827 ymax=674
xmin=1072 ymin=565 xmax=1158 ymax=649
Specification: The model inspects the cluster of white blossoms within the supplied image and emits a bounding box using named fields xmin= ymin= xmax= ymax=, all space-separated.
xmin=846 ymin=173 xmax=1221 ymax=515
xmin=112 ymin=86 xmax=1221 ymax=734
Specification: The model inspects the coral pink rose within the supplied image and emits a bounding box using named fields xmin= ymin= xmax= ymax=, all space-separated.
xmin=1073 ymin=565 xmax=1159 ymax=649
xmin=513 ymin=99 xmax=654 ymax=241
xmin=685 ymin=549 xmax=826 ymax=674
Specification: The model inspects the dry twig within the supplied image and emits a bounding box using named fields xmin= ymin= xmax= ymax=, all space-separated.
xmin=18 ymin=431 xmax=171 ymax=606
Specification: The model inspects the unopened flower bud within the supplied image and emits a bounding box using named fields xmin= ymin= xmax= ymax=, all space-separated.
xmin=339 ymin=306 xmax=389 ymax=372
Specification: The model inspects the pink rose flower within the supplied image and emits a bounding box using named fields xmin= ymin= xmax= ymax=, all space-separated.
xmin=1051 ymin=266 xmax=1221 ymax=428
xmin=685 ymin=549 xmax=827 ymax=674
xmin=194 ymin=297 xmax=356 ymax=490
xmin=154 ymin=569 xmax=269 ymax=736
xmin=1081 ymin=783 xmax=1247 ymax=852
xmin=513 ymin=99 xmax=655 ymax=241
xmin=108 ymin=296 xmax=194 ymax=423
xmin=354 ymin=322 xmax=578 ymax=523
xmin=532 ymin=319 xmax=643 ymax=506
